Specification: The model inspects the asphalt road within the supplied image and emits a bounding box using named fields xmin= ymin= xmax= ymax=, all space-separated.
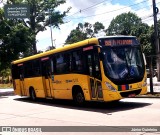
xmin=0 ymin=95 xmax=160 ymax=135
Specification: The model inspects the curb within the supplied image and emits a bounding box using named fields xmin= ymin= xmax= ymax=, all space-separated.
xmin=136 ymin=95 xmax=160 ymax=98
xmin=0 ymin=91 xmax=14 ymax=96
xmin=136 ymin=92 xmax=160 ymax=98
xmin=147 ymin=84 xmax=160 ymax=86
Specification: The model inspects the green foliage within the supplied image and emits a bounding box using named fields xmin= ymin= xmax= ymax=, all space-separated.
xmin=65 ymin=22 xmax=105 ymax=44
xmin=5 ymin=0 xmax=70 ymax=53
xmin=0 ymin=0 xmax=69 ymax=72
xmin=0 ymin=21 xmax=33 ymax=70
xmin=106 ymin=12 xmax=142 ymax=35
xmin=106 ymin=12 xmax=155 ymax=58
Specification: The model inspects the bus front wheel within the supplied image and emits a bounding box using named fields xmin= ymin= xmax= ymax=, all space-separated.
xmin=29 ymin=88 xmax=36 ymax=101
xmin=73 ymin=89 xmax=85 ymax=106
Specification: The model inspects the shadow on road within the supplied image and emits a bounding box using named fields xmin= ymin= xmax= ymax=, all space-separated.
xmin=14 ymin=97 xmax=151 ymax=114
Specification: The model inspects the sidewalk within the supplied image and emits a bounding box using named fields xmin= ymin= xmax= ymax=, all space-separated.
xmin=147 ymin=77 xmax=160 ymax=93
xmin=0 ymin=88 xmax=14 ymax=96
xmin=147 ymin=77 xmax=160 ymax=86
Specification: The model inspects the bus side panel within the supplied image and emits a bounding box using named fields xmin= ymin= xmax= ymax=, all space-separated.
xmin=140 ymin=86 xmax=147 ymax=95
xmin=14 ymin=79 xmax=22 ymax=96
xmin=24 ymin=77 xmax=46 ymax=98
xmin=52 ymin=74 xmax=91 ymax=100
xmin=66 ymin=74 xmax=91 ymax=101
xmin=52 ymin=74 xmax=72 ymax=99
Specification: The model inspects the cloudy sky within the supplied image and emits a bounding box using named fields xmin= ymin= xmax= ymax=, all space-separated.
xmin=1 ymin=0 xmax=160 ymax=51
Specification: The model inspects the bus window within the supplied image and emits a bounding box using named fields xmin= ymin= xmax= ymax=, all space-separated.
xmin=56 ymin=54 xmax=64 ymax=74
xmin=24 ymin=61 xmax=32 ymax=77
xmin=42 ymin=60 xmax=51 ymax=77
xmin=32 ymin=60 xmax=40 ymax=76
xmin=87 ymin=55 xmax=93 ymax=76
xmin=64 ymin=53 xmax=71 ymax=72
xmin=72 ymin=50 xmax=83 ymax=71
xmin=85 ymin=48 xmax=101 ymax=80
xmin=12 ymin=65 xmax=19 ymax=79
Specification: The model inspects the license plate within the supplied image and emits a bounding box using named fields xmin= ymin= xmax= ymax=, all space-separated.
xmin=128 ymin=93 xmax=136 ymax=97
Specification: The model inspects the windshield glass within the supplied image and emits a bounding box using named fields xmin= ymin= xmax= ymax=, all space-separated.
xmin=102 ymin=46 xmax=145 ymax=84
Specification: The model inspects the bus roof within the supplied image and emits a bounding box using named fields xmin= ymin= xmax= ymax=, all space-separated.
xmin=12 ymin=37 xmax=98 ymax=64
xmin=11 ymin=35 xmax=136 ymax=65
xmin=98 ymin=35 xmax=136 ymax=39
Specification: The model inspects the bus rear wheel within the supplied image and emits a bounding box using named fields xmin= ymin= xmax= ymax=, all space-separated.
xmin=29 ymin=88 xmax=36 ymax=101
xmin=73 ymin=89 xmax=85 ymax=106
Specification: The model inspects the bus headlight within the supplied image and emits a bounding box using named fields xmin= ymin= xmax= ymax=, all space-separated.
xmin=105 ymin=82 xmax=117 ymax=92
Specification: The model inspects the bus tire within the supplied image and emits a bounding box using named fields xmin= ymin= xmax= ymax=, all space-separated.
xmin=29 ymin=87 xmax=36 ymax=101
xmin=72 ymin=87 xmax=85 ymax=106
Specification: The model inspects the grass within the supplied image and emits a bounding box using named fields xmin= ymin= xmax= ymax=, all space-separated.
xmin=146 ymin=92 xmax=160 ymax=97
xmin=0 ymin=83 xmax=13 ymax=89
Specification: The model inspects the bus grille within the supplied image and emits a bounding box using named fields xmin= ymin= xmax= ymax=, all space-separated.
xmin=120 ymin=89 xmax=142 ymax=97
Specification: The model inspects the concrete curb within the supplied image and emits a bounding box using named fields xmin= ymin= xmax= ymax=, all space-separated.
xmin=136 ymin=95 xmax=160 ymax=98
xmin=0 ymin=91 xmax=14 ymax=96
xmin=147 ymin=83 xmax=160 ymax=86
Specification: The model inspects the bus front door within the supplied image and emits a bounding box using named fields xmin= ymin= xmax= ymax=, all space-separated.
xmin=18 ymin=64 xmax=26 ymax=96
xmin=86 ymin=50 xmax=103 ymax=101
xmin=41 ymin=59 xmax=52 ymax=98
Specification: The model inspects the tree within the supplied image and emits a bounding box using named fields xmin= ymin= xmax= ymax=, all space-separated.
xmin=0 ymin=7 xmax=34 ymax=69
xmin=65 ymin=22 xmax=105 ymax=44
xmin=131 ymin=23 xmax=153 ymax=55
xmin=6 ymin=0 xmax=70 ymax=54
xmin=106 ymin=12 xmax=142 ymax=35
xmin=106 ymin=12 xmax=154 ymax=57
xmin=0 ymin=20 xmax=33 ymax=71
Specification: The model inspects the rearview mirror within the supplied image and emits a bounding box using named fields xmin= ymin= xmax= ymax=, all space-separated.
xmin=143 ymin=53 xmax=147 ymax=65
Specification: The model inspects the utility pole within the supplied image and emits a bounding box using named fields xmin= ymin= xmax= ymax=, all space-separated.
xmin=49 ymin=9 xmax=54 ymax=48
xmin=152 ymin=0 xmax=160 ymax=81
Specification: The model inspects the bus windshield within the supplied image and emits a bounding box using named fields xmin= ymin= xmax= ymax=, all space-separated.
xmin=102 ymin=45 xmax=145 ymax=84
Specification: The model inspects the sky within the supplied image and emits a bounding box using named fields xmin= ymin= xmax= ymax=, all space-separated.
xmin=1 ymin=0 xmax=160 ymax=51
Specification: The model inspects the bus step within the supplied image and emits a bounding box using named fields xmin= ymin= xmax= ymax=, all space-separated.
xmin=46 ymin=97 xmax=53 ymax=99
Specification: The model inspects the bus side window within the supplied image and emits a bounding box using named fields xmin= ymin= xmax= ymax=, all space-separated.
xmin=24 ymin=62 xmax=32 ymax=77
xmin=56 ymin=54 xmax=63 ymax=73
xmin=72 ymin=50 xmax=83 ymax=71
xmin=12 ymin=65 xmax=20 ymax=79
xmin=87 ymin=55 xmax=93 ymax=76
xmin=51 ymin=59 xmax=54 ymax=74
xmin=52 ymin=57 xmax=57 ymax=74
xmin=64 ymin=53 xmax=70 ymax=72
xmin=94 ymin=53 xmax=101 ymax=80
xmin=32 ymin=60 xmax=40 ymax=76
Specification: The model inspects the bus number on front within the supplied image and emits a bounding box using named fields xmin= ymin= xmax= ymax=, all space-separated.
xmin=105 ymin=41 xmax=112 ymax=46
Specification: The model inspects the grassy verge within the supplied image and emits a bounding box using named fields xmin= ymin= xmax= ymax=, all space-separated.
xmin=136 ymin=92 xmax=160 ymax=97
xmin=145 ymin=92 xmax=160 ymax=97
xmin=0 ymin=83 xmax=13 ymax=89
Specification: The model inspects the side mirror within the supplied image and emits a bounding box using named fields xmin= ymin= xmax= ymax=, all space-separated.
xmin=143 ymin=53 xmax=147 ymax=66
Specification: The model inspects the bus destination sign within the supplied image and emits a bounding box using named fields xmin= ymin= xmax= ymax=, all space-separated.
xmin=105 ymin=39 xmax=136 ymax=46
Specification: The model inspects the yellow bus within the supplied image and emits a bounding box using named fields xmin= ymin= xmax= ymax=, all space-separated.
xmin=11 ymin=36 xmax=147 ymax=105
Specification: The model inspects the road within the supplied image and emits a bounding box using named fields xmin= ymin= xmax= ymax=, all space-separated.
xmin=0 ymin=95 xmax=160 ymax=135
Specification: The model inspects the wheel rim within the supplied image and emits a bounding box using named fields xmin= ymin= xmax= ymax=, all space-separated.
xmin=31 ymin=90 xmax=36 ymax=100
xmin=76 ymin=92 xmax=84 ymax=104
